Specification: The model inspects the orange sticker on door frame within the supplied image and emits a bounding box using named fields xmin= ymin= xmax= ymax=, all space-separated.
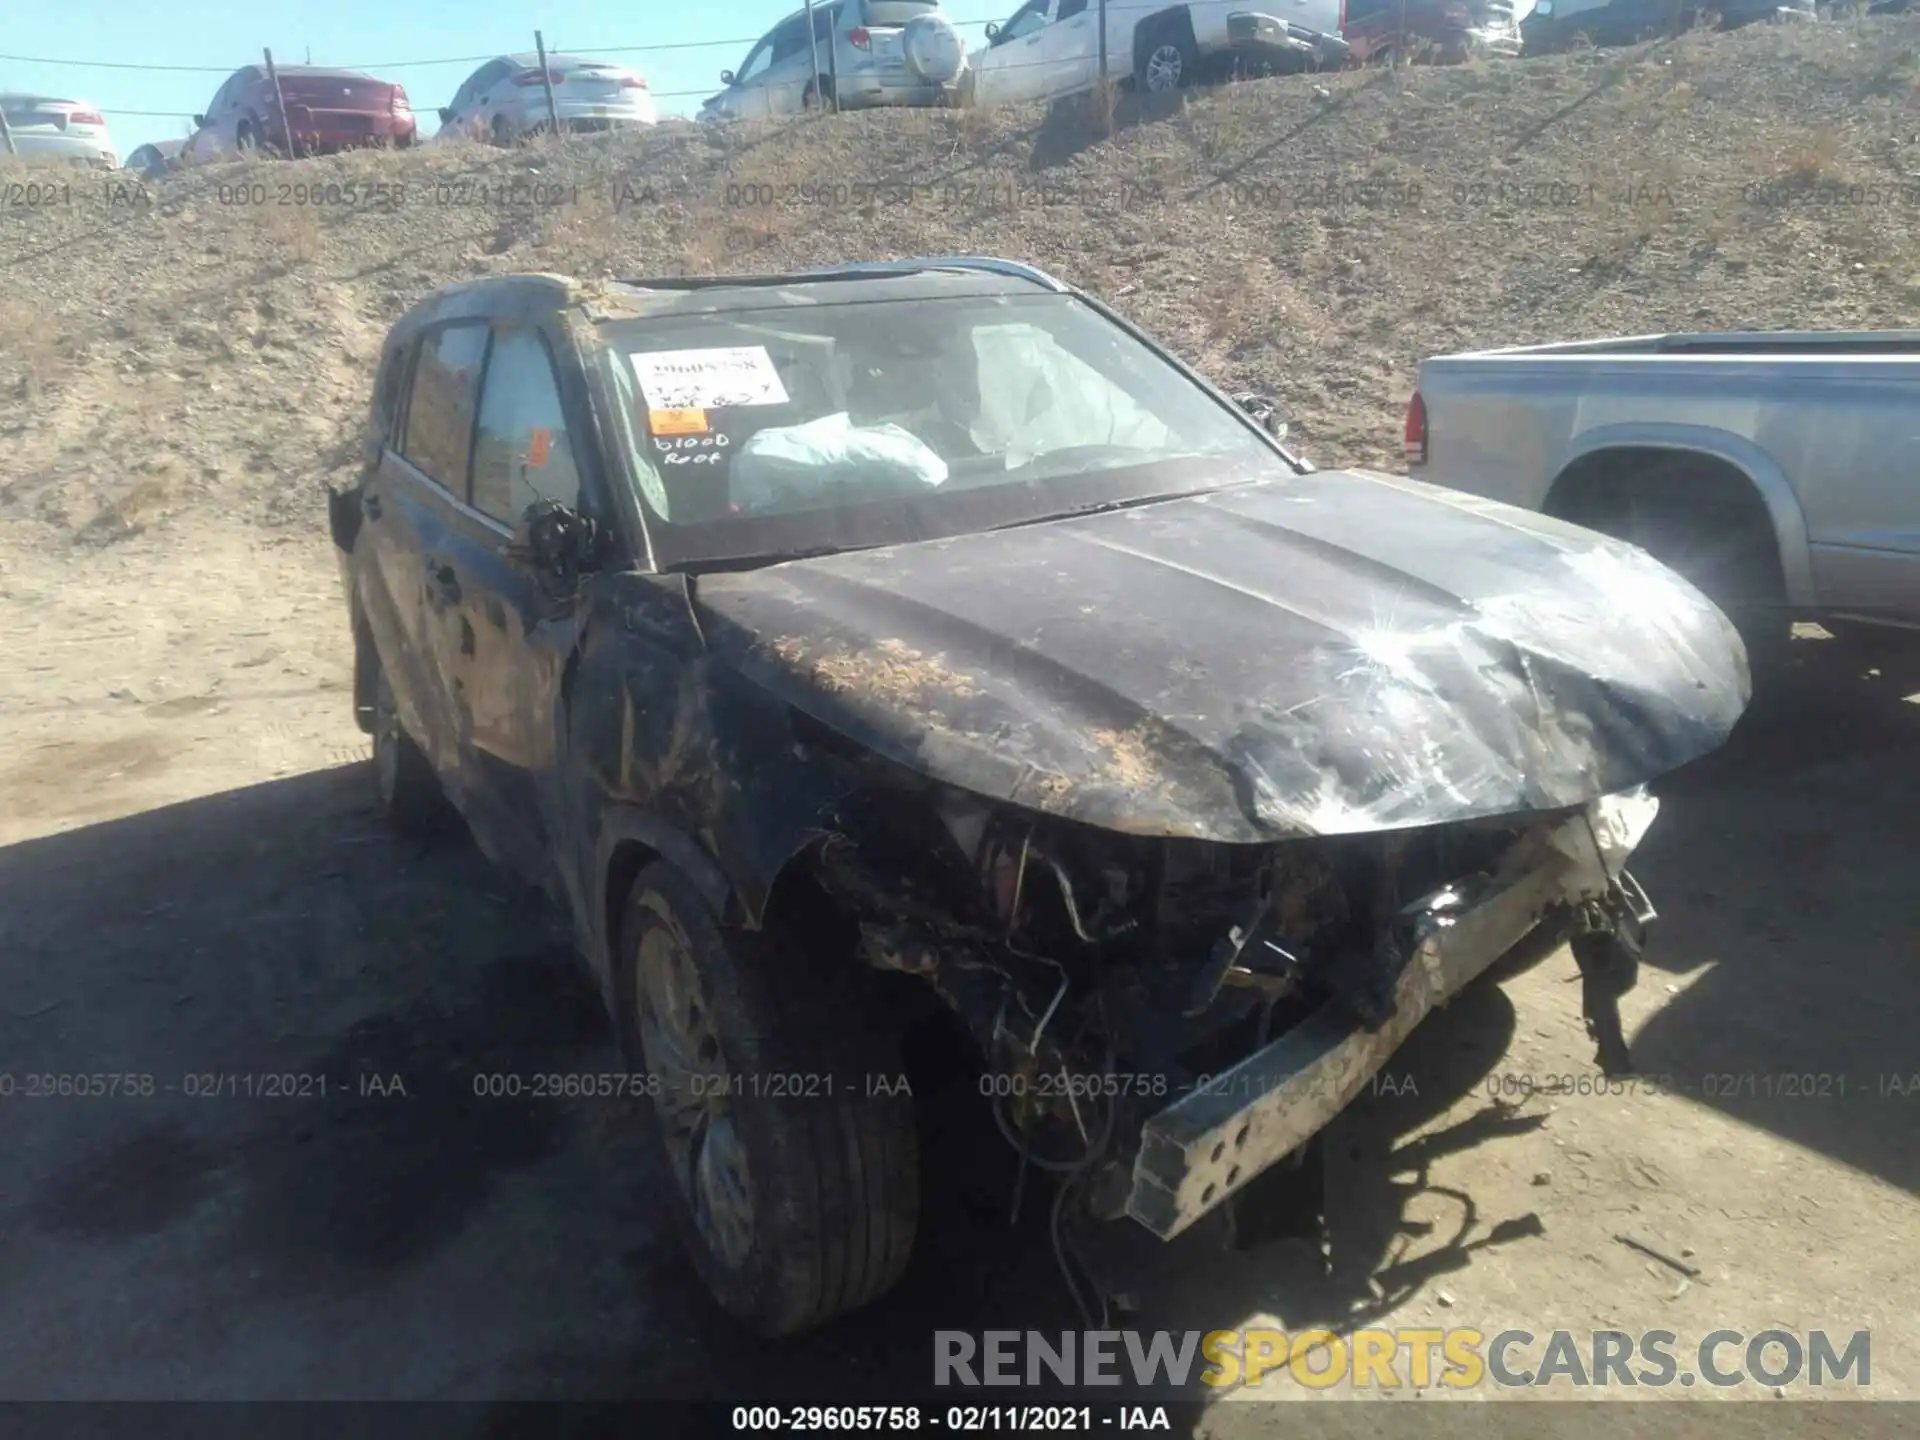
xmin=526 ymin=427 xmax=552 ymax=468
xmin=649 ymin=407 xmax=710 ymax=436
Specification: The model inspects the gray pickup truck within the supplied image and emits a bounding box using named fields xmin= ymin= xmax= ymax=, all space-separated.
xmin=1404 ymin=331 xmax=1920 ymax=667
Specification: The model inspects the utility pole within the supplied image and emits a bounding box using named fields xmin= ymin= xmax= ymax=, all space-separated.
xmin=263 ymin=49 xmax=298 ymax=156
xmin=534 ymin=31 xmax=563 ymax=136
xmin=805 ymin=0 xmax=825 ymax=108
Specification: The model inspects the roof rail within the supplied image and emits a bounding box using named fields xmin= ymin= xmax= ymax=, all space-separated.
xmin=799 ymin=255 xmax=1071 ymax=292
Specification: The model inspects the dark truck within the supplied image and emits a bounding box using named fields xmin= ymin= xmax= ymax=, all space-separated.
xmin=328 ymin=257 xmax=1746 ymax=1336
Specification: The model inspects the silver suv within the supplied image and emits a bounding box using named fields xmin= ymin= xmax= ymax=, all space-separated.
xmin=699 ymin=0 xmax=966 ymax=120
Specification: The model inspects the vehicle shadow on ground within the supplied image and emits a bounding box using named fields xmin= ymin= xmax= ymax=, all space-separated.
xmin=1628 ymin=633 xmax=1920 ymax=1195
xmin=3 ymin=632 xmax=1914 ymax=1401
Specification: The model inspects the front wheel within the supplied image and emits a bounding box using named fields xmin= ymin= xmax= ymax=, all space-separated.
xmin=619 ymin=861 xmax=919 ymax=1336
xmin=1575 ymin=461 xmax=1789 ymax=675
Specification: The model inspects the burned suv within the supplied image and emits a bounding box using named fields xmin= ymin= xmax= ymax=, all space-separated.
xmin=329 ymin=258 xmax=1748 ymax=1337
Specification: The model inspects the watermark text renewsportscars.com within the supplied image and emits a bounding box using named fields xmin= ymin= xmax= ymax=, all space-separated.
xmin=933 ymin=1328 xmax=1872 ymax=1392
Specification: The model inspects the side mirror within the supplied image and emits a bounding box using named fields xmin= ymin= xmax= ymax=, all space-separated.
xmin=985 ymin=20 xmax=1001 ymax=38
xmin=192 ymin=114 xmax=207 ymax=129
xmin=437 ymin=107 xmax=453 ymax=123
xmin=1233 ymin=392 xmax=1289 ymax=440
xmin=720 ymin=69 xmax=737 ymax=85
xmin=510 ymin=500 xmax=599 ymax=583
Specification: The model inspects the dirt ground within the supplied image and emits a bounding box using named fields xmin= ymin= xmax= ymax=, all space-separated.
xmin=3 ymin=16 xmax=1920 ymax=1423
xmin=1 ymin=519 xmax=1917 ymax=1419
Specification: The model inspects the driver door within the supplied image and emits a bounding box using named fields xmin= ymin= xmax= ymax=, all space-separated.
xmin=977 ymin=0 xmax=1058 ymax=106
xmin=437 ymin=320 xmax=602 ymax=897
xmin=725 ymin=34 xmax=783 ymax=119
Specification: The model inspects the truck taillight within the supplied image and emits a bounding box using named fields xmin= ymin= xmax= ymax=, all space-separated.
xmin=514 ymin=69 xmax=560 ymax=86
xmin=69 ymin=110 xmax=105 ymax=127
xmin=621 ymin=75 xmax=647 ymax=88
xmin=1403 ymin=391 xmax=1428 ymax=466
xmin=849 ymin=25 xmax=872 ymax=48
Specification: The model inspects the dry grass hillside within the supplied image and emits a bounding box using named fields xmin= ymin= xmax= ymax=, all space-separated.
xmin=3 ymin=16 xmax=1919 ymax=548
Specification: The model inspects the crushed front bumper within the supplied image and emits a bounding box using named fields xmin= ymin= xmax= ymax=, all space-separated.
xmin=1126 ymin=791 xmax=1656 ymax=1240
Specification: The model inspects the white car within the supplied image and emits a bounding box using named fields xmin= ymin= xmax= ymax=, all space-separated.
xmin=0 ymin=94 xmax=116 ymax=168
xmin=698 ymin=0 xmax=966 ymax=122
xmin=966 ymin=0 xmax=1342 ymax=107
xmin=435 ymin=54 xmax=657 ymax=145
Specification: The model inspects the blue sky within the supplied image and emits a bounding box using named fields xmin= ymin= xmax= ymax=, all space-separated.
xmin=1 ymin=0 xmax=1010 ymax=156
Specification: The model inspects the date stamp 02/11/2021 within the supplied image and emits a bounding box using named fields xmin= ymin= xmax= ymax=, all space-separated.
xmin=3 ymin=1066 xmax=1915 ymax=1105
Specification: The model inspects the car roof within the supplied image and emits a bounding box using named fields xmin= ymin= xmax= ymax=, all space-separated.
xmin=381 ymin=259 xmax=1072 ymax=345
xmin=501 ymin=52 xmax=629 ymax=68
xmin=235 ymin=65 xmax=378 ymax=80
xmin=1 ymin=93 xmax=83 ymax=106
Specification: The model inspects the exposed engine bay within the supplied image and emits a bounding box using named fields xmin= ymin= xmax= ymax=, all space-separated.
xmin=789 ymin=728 xmax=1657 ymax=1319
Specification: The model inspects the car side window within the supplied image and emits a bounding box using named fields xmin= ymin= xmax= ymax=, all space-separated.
xmin=477 ymin=58 xmax=514 ymax=91
xmin=736 ymin=38 xmax=777 ymax=84
xmin=770 ymin=17 xmax=813 ymax=63
xmin=375 ymin=340 xmax=412 ymax=444
xmin=814 ymin=3 xmax=840 ymax=40
xmin=1056 ymin=0 xmax=1087 ymax=17
xmin=999 ymin=0 xmax=1052 ymax=42
xmin=469 ymin=327 xmax=582 ymax=525
xmin=399 ymin=321 xmax=491 ymax=496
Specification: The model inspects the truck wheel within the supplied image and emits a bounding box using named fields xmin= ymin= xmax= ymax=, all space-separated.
xmin=370 ymin=665 xmax=447 ymax=836
xmin=1137 ymin=22 xmax=1197 ymax=93
xmin=1579 ymin=462 xmax=1788 ymax=675
xmin=619 ymin=861 xmax=919 ymax=1336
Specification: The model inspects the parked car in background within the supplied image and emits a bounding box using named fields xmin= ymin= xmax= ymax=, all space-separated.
xmin=698 ymin=0 xmax=966 ymax=121
xmin=124 ymin=139 xmax=185 ymax=177
xmin=328 ymin=256 xmax=1742 ymax=1337
xmin=963 ymin=0 xmax=1340 ymax=109
xmin=1406 ymin=329 xmax=1920 ymax=672
xmin=1521 ymin=0 xmax=1812 ymax=49
xmin=191 ymin=65 xmax=416 ymax=158
xmin=0 ymin=94 xmax=116 ymax=168
xmin=1343 ymin=0 xmax=1522 ymax=63
xmin=1221 ymin=12 xmax=1352 ymax=75
xmin=435 ymin=54 xmax=656 ymax=146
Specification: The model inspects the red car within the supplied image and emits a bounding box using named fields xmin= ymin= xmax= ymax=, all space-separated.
xmin=191 ymin=65 xmax=416 ymax=158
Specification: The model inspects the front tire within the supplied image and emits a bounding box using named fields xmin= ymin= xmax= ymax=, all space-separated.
xmin=1574 ymin=459 xmax=1789 ymax=675
xmin=619 ymin=861 xmax=919 ymax=1336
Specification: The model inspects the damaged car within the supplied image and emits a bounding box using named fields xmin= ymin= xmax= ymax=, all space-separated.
xmin=328 ymin=257 xmax=1749 ymax=1337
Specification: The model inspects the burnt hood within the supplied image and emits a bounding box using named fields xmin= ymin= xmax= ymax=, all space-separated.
xmin=692 ymin=470 xmax=1750 ymax=842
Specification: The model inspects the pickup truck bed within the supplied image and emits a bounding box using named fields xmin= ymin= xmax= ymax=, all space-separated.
xmin=1406 ymin=330 xmax=1920 ymax=664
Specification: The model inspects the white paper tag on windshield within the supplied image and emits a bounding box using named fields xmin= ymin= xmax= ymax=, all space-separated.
xmin=632 ymin=346 xmax=791 ymax=411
